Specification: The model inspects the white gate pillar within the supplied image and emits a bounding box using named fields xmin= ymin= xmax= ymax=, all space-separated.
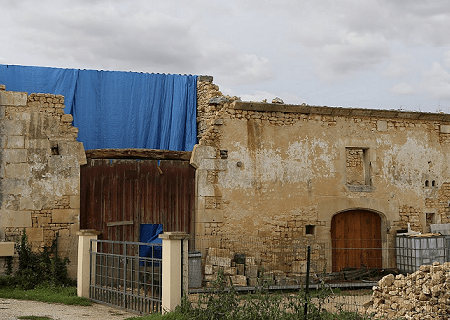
xmin=160 ymin=232 xmax=189 ymax=313
xmin=77 ymin=229 xmax=100 ymax=298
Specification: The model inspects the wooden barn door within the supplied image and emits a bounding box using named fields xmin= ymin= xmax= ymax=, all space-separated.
xmin=331 ymin=210 xmax=382 ymax=272
xmin=80 ymin=151 xmax=195 ymax=243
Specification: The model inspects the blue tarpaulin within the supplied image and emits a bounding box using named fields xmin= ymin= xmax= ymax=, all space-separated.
xmin=0 ymin=64 xmax=198 ymax=151
xmin=139 ymin=224 xmax=163 ymax=262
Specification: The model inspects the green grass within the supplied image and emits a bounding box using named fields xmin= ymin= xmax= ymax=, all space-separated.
xmin=125 ymin=312 xmax=188 ymax=320
xmin=0 ymin=285 xmax=92 ymax=306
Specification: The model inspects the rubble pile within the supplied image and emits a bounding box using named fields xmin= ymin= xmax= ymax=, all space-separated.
xmin=366 ymin=262 xmax=450 ymax=320
xmin=203 ymin=248 xmax=261 ymax=287
xmin=203 ymin=247 xmax=306 ymax=287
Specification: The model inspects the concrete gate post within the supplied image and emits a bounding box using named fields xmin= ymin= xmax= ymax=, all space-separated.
xmin=77 ymin=230 xmax=100 ymax=298
xmin=159 ymin=232 xmax=189 ymax=314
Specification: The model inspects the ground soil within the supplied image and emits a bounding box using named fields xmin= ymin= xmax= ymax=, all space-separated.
xmin=0 ymin=298 xmax=137 ymax=320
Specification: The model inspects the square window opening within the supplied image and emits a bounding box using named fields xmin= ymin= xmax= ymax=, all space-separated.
xmin=305 ymin=225 xmax=315 ymax=235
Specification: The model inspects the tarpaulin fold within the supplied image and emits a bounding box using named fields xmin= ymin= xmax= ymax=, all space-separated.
xmin=0 ymin=65 xmax=198 ymax=151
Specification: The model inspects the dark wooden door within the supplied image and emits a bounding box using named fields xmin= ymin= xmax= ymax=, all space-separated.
xmin=331 ymin=210 xmax=382 ymax=271
xmin=80 ymin=158 xmax=195 ymax=243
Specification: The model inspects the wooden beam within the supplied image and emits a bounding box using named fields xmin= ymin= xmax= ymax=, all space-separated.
xmin=106 ymin=220 xmax=134 ymax=227
xmin=85 ymin=149 xmax=192 ymax=161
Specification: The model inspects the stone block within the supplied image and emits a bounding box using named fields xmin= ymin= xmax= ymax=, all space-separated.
xmin=377 ymin=120 xmax=388 ymax=132
xmin=25 ymin=139 xmax=50 ymax=149
xmin=245 ymin=256 xmax=256 ymax=266
xmin=0 ymin=91 xmax=27 ymax=106
xmin=2 ymin=178 xmax=27 ymax=195
xmin=6 ymin=136 xmax=25 ymax=149
xmin=69 ymin=222 xmax=80 ymax=234
xmin=209 ymin=247 xmax=233 ymax=258
xmin=20 ymin=196 xmax=44 ymax=211
xmin=36 ymin=215 xmax=51 ymax=227
xmin=61 ymin=114 xmax=73 ymax=123
xmin=292 ymin=261 xmax=306 ymax=273
xmin=201 ymin=159 xmax=228 ymax=171
xmin=230 ymin=275 xmax=247 ymax=287
xmin=236 ymin=263 xmax=245 ymax=275
xmin=69 ymin=195 xmax=80 ymax=209
xmin=245 ymin=265 xmax=258 ymax=278
xmin=196 ymin=170 xmax=215 ymax=196
xmin=207 ymin=256 xmax=231 ymax=267
xmin=52 ymin=209 xmax=79 ymax=224
xmin=205 ymin=274 xmax=217 ymax=282
xmin=223 ymin=266 xmax=237 ymax=276
xmin=190 ymin=145 xmax=216 ymax=169
xmin=2 ymin=210 xmax=32 ymax=227
xmin=441 ymin=125 xmax=450 ymax=134
xmin=248 ymin=278 xmax=260 ymax=287
xmin=4 ymin=149 xmax=27 ymax=163
xmin=0 ymin=242 xmax=14 ymax=256
xmin=4 ymin=120 xmax=26 ymax=136
xmin=205 ymin=264 xmax=214 ymax=275
xmin=25 ymin=227 xmax=44 ymax=242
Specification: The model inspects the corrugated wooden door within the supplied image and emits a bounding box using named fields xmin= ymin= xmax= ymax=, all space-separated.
xmin=80 ymin=159 xmax=195 ymax=243
xmin=331 ymin=210 xmax=382 ymax=271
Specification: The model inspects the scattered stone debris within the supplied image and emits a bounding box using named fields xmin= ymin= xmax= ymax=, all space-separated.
xmin=209 ymin=96 xmax=230 ymax=105
xmin=272 ymin=97 xmax=284 ymax=104
xmin=365 ymin=262 xmax=450 ymax=320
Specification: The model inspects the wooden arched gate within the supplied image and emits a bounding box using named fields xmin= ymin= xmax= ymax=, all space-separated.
xmin=331 ymin=210 xmax=382 ymax=272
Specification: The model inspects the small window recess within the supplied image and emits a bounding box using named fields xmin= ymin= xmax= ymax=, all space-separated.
xmin=305 ymin=225 xmax=315 ymax=235
xmin=50 ymin=142 xmax=60 ymax=155
xmin=426 ymin=212 xmax=435 ymax=226
xmin=345 ymin=147 xmax=371 ymax=192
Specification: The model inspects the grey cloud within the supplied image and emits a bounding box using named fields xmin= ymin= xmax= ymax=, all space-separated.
xmin=422 ymin=62 xmax=450 ymax=100
xmin=315 ymin=33 xmax=390 ymax=81
xmin=390 ymin=82 xmax=415 ymax=96
xmin=383 ymin=54 xmax=411 ymax=78
xmin=4 ymin=1 xmax=273 ymax=84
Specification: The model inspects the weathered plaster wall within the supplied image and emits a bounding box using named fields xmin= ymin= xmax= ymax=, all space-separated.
xmin=0 ymin=85 xmax=86 ymax=277
xmin=193 ymin=78 xmax=450 ymax=272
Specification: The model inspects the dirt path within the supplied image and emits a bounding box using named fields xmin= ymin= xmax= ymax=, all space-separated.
xmin=0 ymin=298 xmax=137 ymax=320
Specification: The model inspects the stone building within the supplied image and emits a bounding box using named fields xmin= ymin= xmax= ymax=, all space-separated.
xmin=2 ymin=75 xmax=450 ymax=281
xmin=0 ymin=85 xmax=86 ymax=277
xmin=193 ymin=77 xmax=450 ymax=277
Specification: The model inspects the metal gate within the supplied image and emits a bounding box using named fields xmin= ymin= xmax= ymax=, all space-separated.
xmin=90 ymin=239 xmax=162 ymax=314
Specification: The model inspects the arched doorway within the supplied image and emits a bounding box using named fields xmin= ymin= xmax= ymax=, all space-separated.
xmin=331 ymin=210 xmax=382 ymax=272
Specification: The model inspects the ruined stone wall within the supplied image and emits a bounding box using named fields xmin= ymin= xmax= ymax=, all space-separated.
xmin=0 ymin=85 xmax=86 ymax=278
xmin=191 ymin=79 xmax=450 ymax=272
xmin=196 ymin=76 xmax=240 ymax=144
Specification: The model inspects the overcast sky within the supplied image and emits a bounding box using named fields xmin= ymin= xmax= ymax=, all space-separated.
xmin=1 ymin=0 xmax=450 ymax=113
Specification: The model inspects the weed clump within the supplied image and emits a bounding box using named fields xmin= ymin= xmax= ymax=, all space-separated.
xmin=1 ymin=229 xmax=75 ymax=290
xmin=171 ymin=270 xmax=372 ymax=320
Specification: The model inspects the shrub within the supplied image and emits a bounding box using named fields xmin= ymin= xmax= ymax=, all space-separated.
xmin=10 ymin=229 xmax=75 ymax=289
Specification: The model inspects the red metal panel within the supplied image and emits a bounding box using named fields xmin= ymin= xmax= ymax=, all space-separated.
xmin=80 ymin=158 xmax=195 ymax=243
